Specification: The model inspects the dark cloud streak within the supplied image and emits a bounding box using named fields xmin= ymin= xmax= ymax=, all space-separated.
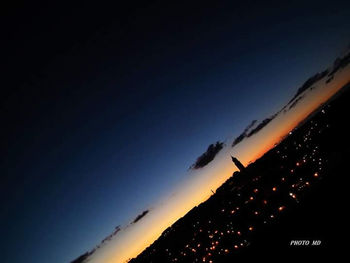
xmin=231 ymin=120 xmax=257 ymax=147
xmin=246 ymin=114 xmax=277 ymax=137
xmin=132 ymin=210 xmax=149 ymax=224
xmin=190 ymin=142 xmax=224 ymax=170
xmin=288 ymin=70 xmax=329 ymax=104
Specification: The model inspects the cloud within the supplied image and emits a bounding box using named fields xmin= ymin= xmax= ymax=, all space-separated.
xmin=328 ymin=51 xmax=350 ymax=76
xmin=132 ymin=210 xmax=149 ymax=224
xmin=70 ymin=250 xmax=94 ymax=263
xmin=70 ymin=210 xmax=149 ymax=263
xmin=232 ymin=69 xmax=329 ymax=146
xmin=190 ymin=141 xmax=224 ymax=170
xmin=287 ymin=94 xmax=305 ymax=110
xmin=231 ymin=120 xmax=257 ymax=147
xmin=282 ymin=49 xmax=350 ymax=113
xmin=70 ymin=226 xmax=121 ymax=263
xmin=288 ymin=70 xmax=328 ymax=104
xmin=101 ymin=226 xmax=121 ymax=244
xmin=246 ymin=114 xmax=277 ymax=137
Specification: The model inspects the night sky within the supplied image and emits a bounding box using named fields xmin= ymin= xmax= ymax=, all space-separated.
xmin=1 ymin=1 xmax=350 ymax=262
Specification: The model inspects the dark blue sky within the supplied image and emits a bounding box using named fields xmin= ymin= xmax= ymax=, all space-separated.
xmin=1 ymin=1 xmax=350 ymax=262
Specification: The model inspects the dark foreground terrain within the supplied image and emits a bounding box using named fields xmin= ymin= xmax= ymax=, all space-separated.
xmin=129 ymin=84 xmax=350 ymax=263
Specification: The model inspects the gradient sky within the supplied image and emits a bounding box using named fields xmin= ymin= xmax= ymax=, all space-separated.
xmin=1 ymin=1 xmax=350 ymax=263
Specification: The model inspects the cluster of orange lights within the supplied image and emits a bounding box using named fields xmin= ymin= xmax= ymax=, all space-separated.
xmin=179 ymin=158 xmax=318 ymax=262
xmin=169 ymin=121 xmax=327 ymax=263
xmin=202 ymin=257 xmax=213 ymax=263
xmin=182 ymin=116 xmax=326 ymax=262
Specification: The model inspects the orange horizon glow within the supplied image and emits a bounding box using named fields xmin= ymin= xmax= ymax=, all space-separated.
xmin=87 ymin=66 xmax=350 ymax=263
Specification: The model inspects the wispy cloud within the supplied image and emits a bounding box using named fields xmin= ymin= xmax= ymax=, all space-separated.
xmin=132 ymin=210 xmax=149 ymax=224
xmin=190 ymin=142 xmax=224 ymax=170
xmin=231 ymin=120 xmax=257 ymax=147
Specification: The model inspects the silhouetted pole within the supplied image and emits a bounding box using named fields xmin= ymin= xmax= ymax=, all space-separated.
xmin=231 ymin=156 xmax=245 ymax=171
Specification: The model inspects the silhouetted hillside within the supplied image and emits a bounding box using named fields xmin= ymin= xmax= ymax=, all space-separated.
xmin=130 ymin=83 xmax=350 ymax=262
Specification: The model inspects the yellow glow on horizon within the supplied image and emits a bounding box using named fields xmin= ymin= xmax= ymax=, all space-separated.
xmin=89 ymin=66 xmax=350 ymax=263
